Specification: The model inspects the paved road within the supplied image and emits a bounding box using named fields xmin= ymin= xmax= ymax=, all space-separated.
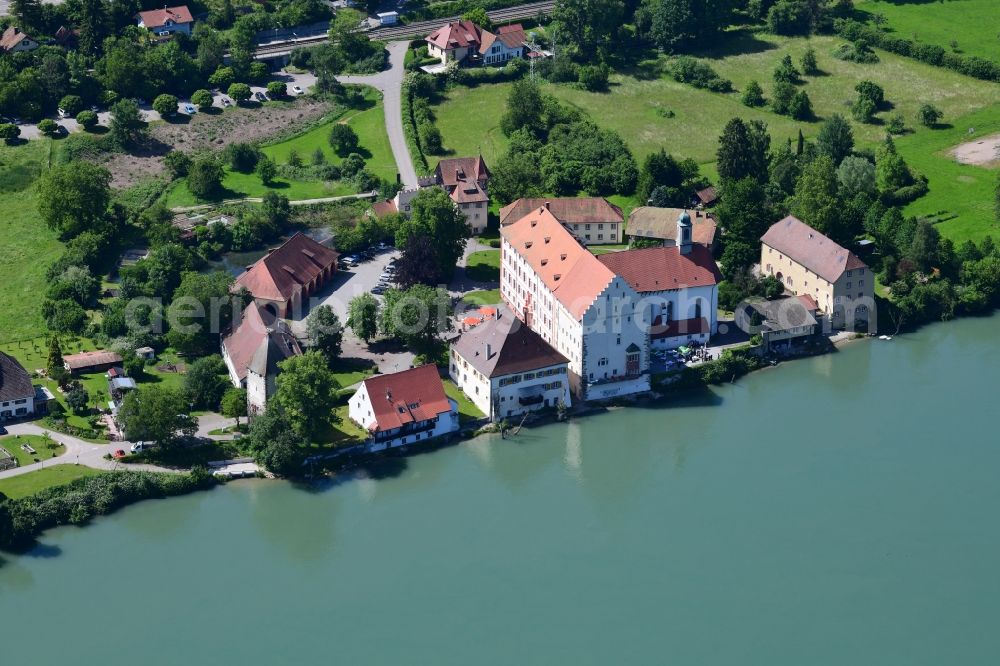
xmin=338 ymin=41 xmax=418 ymax=189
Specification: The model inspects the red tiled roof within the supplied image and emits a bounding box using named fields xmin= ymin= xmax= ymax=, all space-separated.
xmin=650 ymin=316 xmax=709 ymax=340
xmin=761 ymin=216 xmax=868 ymax=283
xmin=372 ymin=200 xmax=397 ymax=217
xmin=499 ymin=197 xmax=623 ymax=227
xmin=496 ymin=23 xmax=527 ymax=49
xmin=0 ymin=27 xmax=31 ymax=51
xmin=426 ymin=20 xmax=487 ymax=52
xmin=501 ymin=206 xmax=616 ymax=321
xmin=361 ymin=365 xmax=453 ymax=433
xmin=221 ymin=303 xmax=302 ymax=382
xmin=696 ymin=186 xmax=718 ymax=205
xmin=63 ymin=350 xmax=123 ymax=371
xmin=797 ymin=294 xmax=819 ymax=311
xmin=436 ymin=156 xmax=489 ymax=189
xmin=450 ymin=178 xmax=488 ymax=204
xmin=137 ymin=5 xmax=194 ymax=29
xmin=233 ymin=232 xmax=338 ymax=304
xmin=596 ymin=245 xmax=721 ymax=293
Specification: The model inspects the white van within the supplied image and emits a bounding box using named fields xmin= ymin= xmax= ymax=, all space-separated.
xmin=130 ymin=441 xmax=154 ymax=453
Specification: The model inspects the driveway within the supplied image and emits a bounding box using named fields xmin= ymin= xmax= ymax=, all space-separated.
xmin=0 ymin=423 xmax=175 ymax=480
xmin=337 ymin=41 xmax=418 ymax=188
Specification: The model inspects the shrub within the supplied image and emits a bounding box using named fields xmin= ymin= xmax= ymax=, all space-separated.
xmin=208 ymin=66 xmax=236 ymax=89
xmin=38 ymin=118 xmax=58 ymax=136
xmin=191 ymin=89 xmax=214 ymax=110
xmin=59 ymin=94 xmax=84 ymax=116
xmin=742 ymin=80 xmax=766 ymax=107
xmin=227 ymin=83 xmax=252 ymax=104
xmin=578 ymin=63 xmax=610 ymax=92
xmin=329 ymin=123 xmax=360 ymax=156
xmin=801 ymin=47 xmax=818 ymax=75
xmin=773 ymin=54 xmax=800 ymax=84
xmin=887 ymin=113 xmax=906 ymax=135
xmin=187 ymin=159 xmax=224 ymax=199
xmin=855 ymin=80 xmax=885 ymax=108
xmin=0 ymin=122 xmax=20 ymax=143
xmin=670 ymin=57 xmax=732 ymax=92
xmin=419 ymin=122 xmax=442 ymax=154
xmin=152 ymin=94 xmax=179 ymax=117
xmin=832 ymin=41 xmax=879 ymax=64
xmin=852 ymin=96 xmax=877 ymax=123
xmin=918 ymin=104 xmax=943 ymax=127
xmin=771 ymin=80 xmax=796 ymax=115
xmin=788 ymin=90 xmax=813 ymax=120
xmin=227 ymin=142 xmax=261 ymax=172
xmin=266 ymin=81 xmax=287 ymax=99
xmin=164 ymin=150 xmax=192 ymax=179
xmin=75 ymin=110 xmax=98 ymax=130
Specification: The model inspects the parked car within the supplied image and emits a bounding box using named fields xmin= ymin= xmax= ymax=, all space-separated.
xmin=54 ymin=125 xmax=68 ymax=136
xmin=254 ymin=91 xmax=267 ymax=102
xmin=184 ymin=103 xmax=197 ymax=114
xmin=0 ymin=425 xmax=7 ymax=435
xmin=221 ymin=97 xmax=232 ymax=107
xmin=292 ymin=85 xmax=304 ymax=95
xmin=57 ymin=108 xmax=68 ymax=118
xmin=91 ymin=105 xmax=100 ymax=113
xmin=371 ymin=285 xmax=386 ymax=294
xmin=113 ymin=449 xmax=127 ymax=459
xmin=130 ymin=441 xmax=154 ymax=453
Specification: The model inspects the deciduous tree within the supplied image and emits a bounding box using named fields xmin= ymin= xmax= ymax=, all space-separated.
xmin=118 ymin=386 xmax=197 ymax=447
xmin=37 ymin=161 xmax=111 ymax=238
xmin=272 ymin=351 xmax=339 ymax=441
xmin=306 ymin=305 xmax=344 ymax=365
xmin=348 ymin=293 xmax=380 ymax=343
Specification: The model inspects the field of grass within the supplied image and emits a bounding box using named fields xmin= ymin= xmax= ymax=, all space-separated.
xmin=442 ymin=378 xmax=486 ymax=423
xmin=0 ymin=435 xmax=65 ymax=467
xmin=435 ymin=33 xmax=1000 ymax=168
xmin=329 ymin=356 xmax=377 ymax=388
xmin=465 ymin=249 xmax=500 ymax=282
xmin=894 ymin=104 xmax=1000 ymax=244
xmin=164 ymin=88 xmax=395 ymax=208
xmin=431 ymin=32 xmax=1000 ymax=240
xmin=461 ymin=289 xmax=501 ymax=306
xmin=857 ymin=0 xmax=1000 ymax=64
xmin=0 ymin=140 xmax=63 ymax=344
xmin=0 ymin=464 xmax=100 ymax=500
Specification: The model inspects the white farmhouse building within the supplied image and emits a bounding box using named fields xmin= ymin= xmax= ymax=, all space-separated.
xmin=348 ymin=365 xmax=459 ymax=452
xmin=500 ymin=205 xmax=650 ymax=401
xmin=450 ymin=306 xmax=571 ymax=422
xmin=597 ymin=210 xmax=722 ymax=350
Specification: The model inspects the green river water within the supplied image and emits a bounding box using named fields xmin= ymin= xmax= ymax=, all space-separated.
xmin=1 ymin=316 xmax=999 ymax=664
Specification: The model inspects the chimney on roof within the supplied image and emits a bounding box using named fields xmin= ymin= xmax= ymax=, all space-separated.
xmin=486 ymin=343 xmax=492 ymax=358
xmin=544 ymin=201 xmax=550 ymax=210
xmin=385 ymin=389 xmax=392 ymax=402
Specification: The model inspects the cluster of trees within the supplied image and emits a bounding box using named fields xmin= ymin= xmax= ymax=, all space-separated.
xmin=342 ymin=284 xmax=453 ymax=353
xmin=712 ymin=114 xmax=923 ymax=295
xmin=491 ymin=79 xmax=638 ymax=203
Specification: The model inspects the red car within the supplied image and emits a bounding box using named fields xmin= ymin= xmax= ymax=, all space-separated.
xmin=113 ymin=449 xmax=126 ymax=459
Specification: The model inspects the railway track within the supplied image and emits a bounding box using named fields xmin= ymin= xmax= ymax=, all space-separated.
xmin=367 ymin=0 xmax=556 ymax=40
xmin=251 ymin=0 xmax=556 ymax=56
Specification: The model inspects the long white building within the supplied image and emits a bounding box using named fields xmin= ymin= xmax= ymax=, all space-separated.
xmin=500 ymin=205 xmax=650 ymax=400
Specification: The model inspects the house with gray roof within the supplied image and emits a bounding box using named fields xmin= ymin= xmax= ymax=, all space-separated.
xmin=0 ymin=352 xmax=37 ymax=422
xmin=449 ymin=306 xmax=570 ymax=421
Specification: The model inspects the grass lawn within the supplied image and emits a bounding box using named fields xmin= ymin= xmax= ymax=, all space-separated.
xmin=894 ymin=104 xmax=1000 ymax=245
xmin=432 ymin=31 xmax=1000 ymax=241
xmin=461 ymin=289 xmax=502 ymax=306
xmin=329 ymin=356 xmax=377 ymax=388
xmin=433 ymin=34 xmax=1000 ymax=167
xmin=0 ymin=464 xmax=101 ymax=500
xmin=442 ymin=378 xmax=486 ymax=423
xmin=856 ymin=0 xmax=1000 ymax=64
xmin=0 ymin=140 xmax=63 ymax=344
xmin=320 ymin=405 xmax=369 ymax=445
xmin=163 ymin=87 xmax=395 ymax=208
xmin=589 ymin=244 xmax=629 ymax=256
xmin=465 ymin=249 xmax=500 ymax=282
xmin=0 ymin=434 xmax=65 ymax=467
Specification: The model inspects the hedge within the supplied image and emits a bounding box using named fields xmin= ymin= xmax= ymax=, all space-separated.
xmin=0 ymin=468 xmax=217 ymax=551
xmin=834 ymin=18 xmax=1000 ymax=83
xmin=401 ymin=79 xmax=431 ymax=175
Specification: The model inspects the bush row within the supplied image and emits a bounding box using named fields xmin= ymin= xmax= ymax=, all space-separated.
xmin=835 ymin=18 xmax=1000 ymax=82
xmin=669 ymin=57 xmax=733 ymax=93
xmin=0 ymin=469 xmax=218 ymax=551
xmin=401 ymin=78 xmax=432 ymax=175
